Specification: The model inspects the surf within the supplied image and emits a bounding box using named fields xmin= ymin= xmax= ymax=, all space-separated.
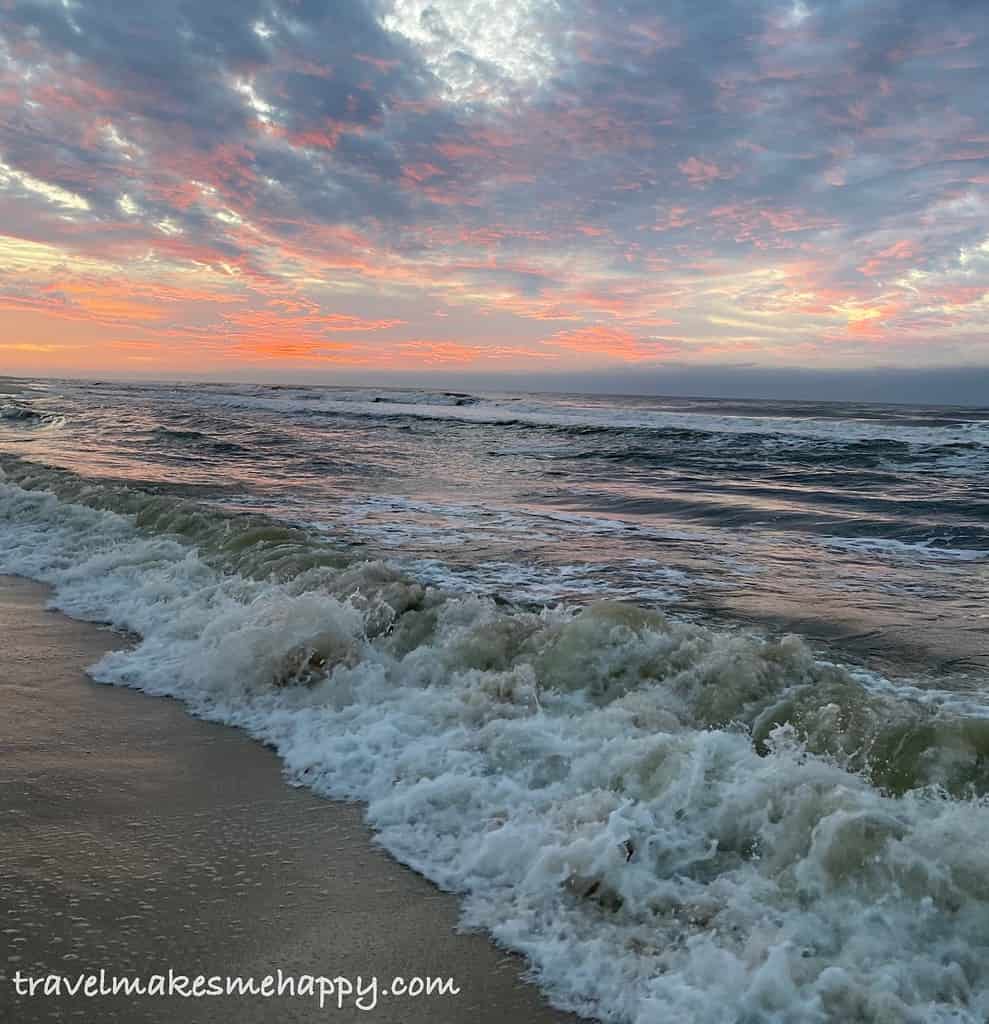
xmin=3 ymin=458 xmax=989 ymax=1022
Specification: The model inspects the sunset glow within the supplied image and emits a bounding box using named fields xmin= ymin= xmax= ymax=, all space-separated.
xmin=1 ymin=0 xmax=987 ymax=379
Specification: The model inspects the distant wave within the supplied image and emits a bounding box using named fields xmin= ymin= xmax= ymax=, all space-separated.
xmin=315 ymin=407 xmax=989 ymax=478
xmin=0 ymin=402 xmax=65 ymax=430
xmin=372 ymin=391 xmax=480 ymax=407
xmin=147 ymin=426 xmax=248 ymax=456
xmin=822 ymin=535 xmax=988 ymax=563
xmin=191 ymin=390 xmax=989 ymax=459
xmin=150 ymin=427 xmax=209 ymax=442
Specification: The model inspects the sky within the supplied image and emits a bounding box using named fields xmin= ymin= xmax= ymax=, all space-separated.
xmin=0 ymin=0 xmax=987 ymax=395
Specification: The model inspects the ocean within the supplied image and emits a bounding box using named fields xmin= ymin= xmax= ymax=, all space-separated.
xmin=2 ymin=375 xmax=989 ymax=1022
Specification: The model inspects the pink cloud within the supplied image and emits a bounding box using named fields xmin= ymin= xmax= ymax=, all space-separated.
xmin=858 ymin=240 xmax=919 ymax=277
xmin=678 ymin=157 xmax=731 ymax=186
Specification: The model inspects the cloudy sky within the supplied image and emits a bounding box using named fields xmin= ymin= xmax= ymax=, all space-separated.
xmin=1 ymin=0 xmax=987 ymax=387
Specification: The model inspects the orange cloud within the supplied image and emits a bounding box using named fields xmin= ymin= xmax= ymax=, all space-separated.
xmin=548 ymin=325 xmax=673 ymax=362
xmin=394 ymin=340 xmax=483 ymax=365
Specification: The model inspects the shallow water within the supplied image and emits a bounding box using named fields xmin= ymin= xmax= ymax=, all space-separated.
xmin=2 ymin=376 xmax=988 ymax=1022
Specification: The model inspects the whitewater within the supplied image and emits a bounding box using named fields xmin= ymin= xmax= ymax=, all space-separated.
xmin=2 ymin=378 xmax=989 ymax=1022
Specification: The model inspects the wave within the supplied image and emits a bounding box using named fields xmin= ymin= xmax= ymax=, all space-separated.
xmin=3 ymin=456 xmax=989 ymax=1021
xmin=150 ymin=427 xmax=211 ymax=442
xmin=522 ymin=485 xmax=989 ymax=553
xmin=823 ymin=536 xmax=988 ymax=563
xmin=197 ymin=384 xmax=483 ymax=407
xmin=47 ymin=381 xmax=989 ymax=477
xmin=0 ymin=402 xmax=65 ymax=429
xmin=195 ymin=389 xmax=989 ymax=448
xmin=173 ymin=392 xmax=989 ymax=479
xmin=148 ymin=427 xmax=249 ymax=457
xmin=372 ymin=390 xmax=481 ymax=407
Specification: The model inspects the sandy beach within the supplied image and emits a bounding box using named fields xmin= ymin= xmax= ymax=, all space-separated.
xmin=0 ymin=575 xmax=580 ymax=1024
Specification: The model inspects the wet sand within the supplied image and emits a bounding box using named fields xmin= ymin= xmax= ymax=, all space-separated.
xmin=0 ymin=576 xmax=581 ymax=1024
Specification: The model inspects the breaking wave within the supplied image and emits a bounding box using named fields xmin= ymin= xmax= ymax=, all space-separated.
xmin=371 ymin=390 xmax=480 ymax=407
xmin=199 ymin=388 xmax=989 ymax=448
xmin=3 ymin=455 xmax=989 ymax=1022
xmin=0 ymin=402 xmax=65 ymax=430
xmin=184 ymin=390 xmax=989 ymax=478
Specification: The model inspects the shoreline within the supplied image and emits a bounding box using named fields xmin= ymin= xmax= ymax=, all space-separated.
xmin=0 ymin=575 xmax=581 ymax=1024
